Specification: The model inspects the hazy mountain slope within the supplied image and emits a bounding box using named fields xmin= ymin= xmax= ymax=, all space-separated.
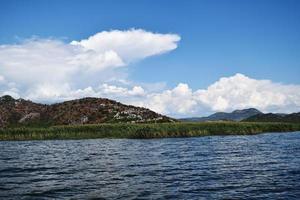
xmin=243 ymin=112 xmax=300 ymax=123
xmin=180 ymin=108 xmax=262 ymax=122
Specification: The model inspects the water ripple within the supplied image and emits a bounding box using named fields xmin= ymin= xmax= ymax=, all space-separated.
xmin=0 ymin=132 xmax=300 ymax=199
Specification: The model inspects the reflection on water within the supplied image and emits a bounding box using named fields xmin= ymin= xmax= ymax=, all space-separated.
xmin=1 ymin=132 xmax=300 ymax=199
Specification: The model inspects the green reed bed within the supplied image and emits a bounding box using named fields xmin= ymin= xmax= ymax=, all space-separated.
xmin=1 ymin=122 xmax=300 ymax=141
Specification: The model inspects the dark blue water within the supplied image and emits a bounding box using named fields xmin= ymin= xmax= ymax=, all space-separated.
xmin=1 ymin=132 xmax=300 ymax=199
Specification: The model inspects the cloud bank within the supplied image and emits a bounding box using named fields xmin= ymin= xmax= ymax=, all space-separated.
xmin=139 ymin=74 xmax=300 ymax=116
xmin=0 ymin=29 xmax=300 ymax=117
xmin=0 ymin=28 xmax=180 ymax=101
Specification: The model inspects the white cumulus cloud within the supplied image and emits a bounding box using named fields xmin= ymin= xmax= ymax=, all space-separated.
xmin=70 ymin=29 xmax=180 ymax=63
xmin=136 ymin=74 xmax=300 ymax=116
xmin=195 ymin=73 xmax=300 ymax=113
xmin=0 ymin=29 xmax=299 ymax=117
xmin=0 ymin=29 xmax=180 ymax=101
xmin=140 ymin=83 xmax=198 ymax=115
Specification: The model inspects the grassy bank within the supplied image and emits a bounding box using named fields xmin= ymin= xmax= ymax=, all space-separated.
xmin=1 ymin=122 xmax=300 ymax=141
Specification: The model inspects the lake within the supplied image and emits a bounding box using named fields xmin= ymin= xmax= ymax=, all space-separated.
xmin=1 ymin=132 xmax=300 ymax=199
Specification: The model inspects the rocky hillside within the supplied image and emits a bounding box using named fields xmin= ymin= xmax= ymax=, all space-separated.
xmin=0 ymin=95 xmax=175 ymax=127
xmin=180 ymin=108 xmax=262 ymax=122
xmin=243 ymin=112 xmax=300 ymax=123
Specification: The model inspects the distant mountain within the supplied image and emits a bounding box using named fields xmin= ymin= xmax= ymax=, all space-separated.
xmin=243 ymin=112 xmax=300 ymax=123
xmin=0 ymin=95 xmax=175 ymax=128
xmin=180 ymin=108 xmax=262 ymax=122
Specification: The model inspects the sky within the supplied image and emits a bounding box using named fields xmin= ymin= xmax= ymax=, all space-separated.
xmin=0 ymin=0 xmax=300 ymax=117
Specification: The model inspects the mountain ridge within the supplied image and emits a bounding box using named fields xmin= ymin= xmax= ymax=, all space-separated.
xmin=243 ymin=112 xmax=300 ymax=123
xmin=180 ymin=108 xmax=262 ymax=122
xmin=0 ymin=95 xmax=175 ymax=127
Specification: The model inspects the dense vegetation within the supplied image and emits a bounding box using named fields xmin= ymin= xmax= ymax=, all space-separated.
xmin=1 ymin=122 xmax=300 ymax=140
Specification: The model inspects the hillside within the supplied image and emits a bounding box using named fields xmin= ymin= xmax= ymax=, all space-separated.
xmin=0 ymin=95 xmax=175 ymax=128
xmin=180 ymin=108 xmax=262 ymax=122
xmin=243 ymin=112 xmax=300 ymax=123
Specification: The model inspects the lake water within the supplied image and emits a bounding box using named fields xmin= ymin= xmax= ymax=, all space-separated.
xmin=1 ymin=132 xmax=300 ymax=199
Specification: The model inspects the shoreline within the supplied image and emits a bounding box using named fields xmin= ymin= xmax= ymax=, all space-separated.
xmin=1 ymin=122 xmax=300 ymax=141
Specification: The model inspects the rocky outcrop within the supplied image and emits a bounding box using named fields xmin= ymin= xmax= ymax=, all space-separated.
xmin=18 ymin=112 xmax=41 ymax=123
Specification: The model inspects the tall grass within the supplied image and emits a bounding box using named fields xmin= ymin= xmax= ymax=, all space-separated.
xmin=0 ymin=122 xmax=300 ymax=140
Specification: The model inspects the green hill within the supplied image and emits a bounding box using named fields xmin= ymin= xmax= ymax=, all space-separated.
xmin=243 ymin=112 xmax=300 ymax=123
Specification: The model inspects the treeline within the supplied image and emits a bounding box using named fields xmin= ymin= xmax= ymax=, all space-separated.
xmin=1 ymin=122 xmax=300 ymax=141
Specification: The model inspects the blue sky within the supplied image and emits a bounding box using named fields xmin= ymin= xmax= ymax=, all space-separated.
xmin=0 ymin=0 xmax=300 ymax=116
